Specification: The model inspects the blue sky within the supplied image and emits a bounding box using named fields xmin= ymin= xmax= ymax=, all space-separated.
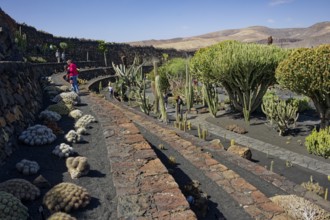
xmin=1 ymin=0 xmax=329 ymax=43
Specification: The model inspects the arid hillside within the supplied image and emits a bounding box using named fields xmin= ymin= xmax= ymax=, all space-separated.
xmin=129 ymin=21 xmax=330 ymax=51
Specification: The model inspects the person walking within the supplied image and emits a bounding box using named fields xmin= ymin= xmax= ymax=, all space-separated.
xmin=164 ymin=93 xmax=169 ymax=110
xmin=108 ymin=84 xmax=114 ymax=98
xmin=66 ymin=59 xmax=79 ymax=94
xmin=55 ymin=49 xmax=60 ymax=63
xmin=176 ymin=95 xmax=183 ymax=119
xmin=61 ymin=52 xmax=66 ymax=62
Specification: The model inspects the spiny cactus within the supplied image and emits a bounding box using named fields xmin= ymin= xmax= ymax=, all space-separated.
xmin=0 ymin=191 xmax=29 ymax=220
xmin=155 ymin=75 xmax=167 ymax=123
xmin=202 ymin=84 xmax=218 ymax=118
xmin=0 ymin=178 xmax=40 ymax=201
xmin=185 ymin=58 xmax=194 ymax=112
xmin=66 ymin=156 xmax=90 ymax=179
xmin=43 ymin=182 xmax=91 ymax=213
xmin=261 ymin=95 xmax=299 ymax=136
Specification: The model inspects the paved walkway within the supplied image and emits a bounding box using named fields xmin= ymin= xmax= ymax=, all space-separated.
xmin=185 ymin=112 xmax=330 ymax=176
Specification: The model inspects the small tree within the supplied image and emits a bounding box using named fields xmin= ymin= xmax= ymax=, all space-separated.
xmin=97 ymin=40 xmax=108 ymax=66
xmin=276 ymin=45 xmax=330 ymax=128
xmin=191 ymin=40 xmax=287 ymax=122
xmin=59 ymin=42 xmax=68 ymax=52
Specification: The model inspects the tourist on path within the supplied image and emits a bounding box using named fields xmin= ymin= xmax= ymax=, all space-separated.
xmin=66 ymin=59 xmax=79 ymax=94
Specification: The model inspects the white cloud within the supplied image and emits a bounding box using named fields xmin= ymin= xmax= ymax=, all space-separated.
xmin=267 ymin=19 xmax=275 ymax=23
xmin=269 ymin=0 xmax=293 ymax=6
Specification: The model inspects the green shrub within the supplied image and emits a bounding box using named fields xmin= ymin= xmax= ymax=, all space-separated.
xmin=305 ymin=127 xmax=330 ymax=158
xmin=287 ymin=97 xmax=312 ymax=113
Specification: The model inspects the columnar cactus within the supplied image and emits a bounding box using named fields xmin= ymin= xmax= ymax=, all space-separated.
xmin=155 ymin=75 xmax=167 ymax=123
xmin=261 ymin=95 xmax=299 ymax=136
xmin=185 ymin=58 xmax=194 ymax=112
xmin=202 ymin=84 xmax=218 ymax=118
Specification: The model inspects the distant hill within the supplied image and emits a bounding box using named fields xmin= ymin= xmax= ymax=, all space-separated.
xmin=129 ymin=22 xmax=330 ymax=51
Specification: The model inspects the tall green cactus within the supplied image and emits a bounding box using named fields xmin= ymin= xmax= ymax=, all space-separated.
xmin=153 ymin=60 xmax=160 ymax=115
xmin=261 ymin=95 xmax=299 ymax=136
xmin=202 ymin=84 xmax=218 ymax=117
xmin=155 ymin=75 xmax=167 ymax=123
xmin=185 ymin=58 xmax=194 ymax=112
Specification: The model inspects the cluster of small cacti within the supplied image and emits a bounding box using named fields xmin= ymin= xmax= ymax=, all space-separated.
xmin=261 ymin=95 xmax=299 ymax=136
xmin=225 ymin=124 xmax=247 ymax=134
xmin=301 ymin=179 xmax=325 ymax=196
xmin=47 ymin=102 xmax=74 ymax=115
xmin=158 ymin=144 xmax=166 ymax=150
xmin=69 ymin=109 xmax=83 ymax=120
xmin=0 ymin=178 xmax=40 ymax=201
xmin=43 ymin=120 xmax=64 ymax=135
xmin=197 ymin=124 xmax=208 ymax=140
xmin=77 ymin=78 xmax=88 ymax=85
xmin=66 ymin=157 xmax=90 ymax=179
xmin=19 ymin=124 xmax=56 ymax=146
xmin=43 ymin=85 xmax=61 ymax=95
xmin=48 ymin=212 xmax=77 ymax=220
xmin=58 ymin=85 xmax=70 ymax=92
xmin=39 ymin=110 xmax=61 ymax=122
xmin=52 ymin=143 xmax=75 ymax=158
xmin=52 ymin=91 xmax=81 ymax=105
xmin=76 ymin=127 xmax=87 ymax=135
xmin=74 ymin=114 xmax=96 ymax=129
xmin=168 ymin=156 xmax=176 ymax=165
xmin=65 ymin=130 xmax=83 ymax=143
xmin=43 ymin=182 xmax=91 ymax=212
xmin=270 ymin=194 xmax=330 ymax=220
xmin=16 ymin=159 xmax=40 ymax=175
xmin=0 ymin=191 xmax=29 ymax=220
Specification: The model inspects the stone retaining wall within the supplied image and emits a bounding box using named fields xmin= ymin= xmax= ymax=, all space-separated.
xmin=0 ymin=61 xmax=97 ymax=164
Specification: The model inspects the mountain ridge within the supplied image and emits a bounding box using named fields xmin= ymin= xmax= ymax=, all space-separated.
xmin=128 ymin=21 xmax=330 ymax=51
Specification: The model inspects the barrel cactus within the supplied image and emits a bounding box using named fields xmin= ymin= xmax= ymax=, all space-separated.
xmin=48 ymin=212 xmax=77 ymax=220
xmin=0 ymin=191 xmax=29 ymax=219
xmin=52 ymin=143 xmax=75 ymax=158
xmin=66 ymin=157 xmax=90 ymax=179
xmin=43 ymin=182 xmax=91 ymax=212
xmin=0 ymin=178 xmax=40 ymax=201
xmin=74 ymin=114 xmax=97 ymax=129
xmin=16 ymin=159 xmax=40 ymax=175
xmin=19 ymin=124 xmax=56 ymax=146
xmin=69 ymin=109 xmax=83 ymax=120
xmin=39 ymin=110 xmax=62 ymax=122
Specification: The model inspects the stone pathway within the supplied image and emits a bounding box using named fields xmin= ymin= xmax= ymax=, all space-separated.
xmin=186 ymin=113 xmax=330 ymax=176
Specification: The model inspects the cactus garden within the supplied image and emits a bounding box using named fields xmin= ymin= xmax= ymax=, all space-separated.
xmin=0 ymin=10 xmax=329 ymax=218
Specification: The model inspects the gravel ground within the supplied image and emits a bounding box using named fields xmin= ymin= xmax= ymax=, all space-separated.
xmin=0 ymin=90 xmax=117 ymax=219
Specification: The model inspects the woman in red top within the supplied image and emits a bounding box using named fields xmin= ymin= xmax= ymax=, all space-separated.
xmin=66 ymin=59 xmax=79 ymax=94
